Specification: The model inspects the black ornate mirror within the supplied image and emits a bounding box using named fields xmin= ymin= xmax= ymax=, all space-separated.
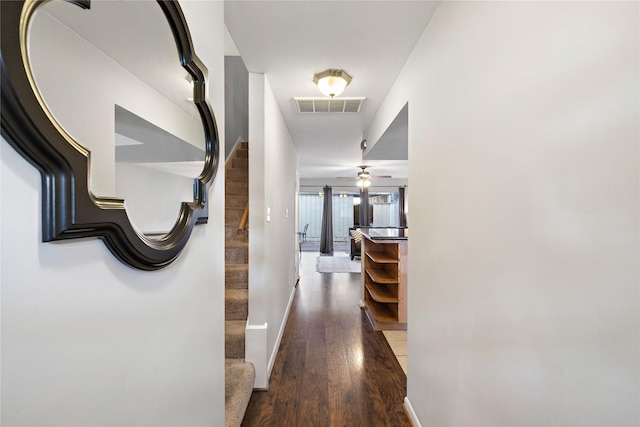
xmin=1 ymin=0 xmax=219 ymax=270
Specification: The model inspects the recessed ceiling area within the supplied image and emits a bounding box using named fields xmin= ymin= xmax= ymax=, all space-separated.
xmin=364 ymin=103 xmax=408 ymax=161
xmin=115 ymin=106 xmax=205 ymax=164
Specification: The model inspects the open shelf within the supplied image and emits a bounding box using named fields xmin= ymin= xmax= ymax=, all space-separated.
xmin=366 ymin=282 xmax=398 ymax=303
xmin=364 ymin=299 xmax=406 ymax=331
xmin=366 ymin=268 xmax=397 ymax=284
xmin=366 ymin=251 xmax=398 ymax=264
xmin=366 ymin=298 xmax=398 ymax=323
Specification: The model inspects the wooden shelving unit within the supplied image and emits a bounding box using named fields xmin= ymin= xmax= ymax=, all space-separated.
xmin=361 ymin=234 xmax=407 ymax=331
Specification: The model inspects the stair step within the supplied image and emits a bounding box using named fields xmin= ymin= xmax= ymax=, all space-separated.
xmin=225 ymin=227 xmax=248 ymax=243
xmin=225 ymin=196 xmax=248 ymax=209
xmin=226 ymin=180 xmax=248 ymax=194
xmin=225 ymin=358 xmax=254 ymax=427
xmin=226 ymin=168 xmax=248 ymax=182
xmin=235 ymin=148 xmax=248 ymax=159
xmin=225 ymin=208 xmax=246 ymax=225
xmin=225 ymin=320 xmax=246 ymax=359
xmin=231 ymin=158 xmax=248 ymax=169
xmin=238 ymin=141 xmax=248 ymax=150
xmin=225 ymin=242 xmax=248 ymax=264
xmin=226 ymin=289 xmax=248 ymax=321
xmin=225 ymin=264 xmax=249 ymax=290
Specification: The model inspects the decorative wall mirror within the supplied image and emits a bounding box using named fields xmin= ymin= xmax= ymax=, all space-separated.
xmin=1 ymin=0 xmax=219 ymax=270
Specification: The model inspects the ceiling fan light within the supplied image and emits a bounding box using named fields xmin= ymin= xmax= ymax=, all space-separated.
xmin=357 ymin=178 xmax=370 ymax=188
xmin=313 ymin=69 xmax=352 ymax=98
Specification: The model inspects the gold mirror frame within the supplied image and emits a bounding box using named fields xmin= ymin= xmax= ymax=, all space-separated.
xmin=0 ymin=0 xmax=219 ymax=270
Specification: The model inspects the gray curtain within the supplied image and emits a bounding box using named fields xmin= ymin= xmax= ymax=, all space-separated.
xmin=359 ymin=187 xmax=370 ymax=227
xmin=320 ymin=186 xmax=333 ymax=254
xmin=399 ymin=186 xmax=407 ymax=227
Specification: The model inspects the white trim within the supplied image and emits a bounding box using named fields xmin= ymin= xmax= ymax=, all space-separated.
xmin=245 ymin=322 xmax=268 ymax=389
xmin=267 ymin=283 xmax=297 ymax=378
xmin=404 ymin=396 xmax=422 ymax=427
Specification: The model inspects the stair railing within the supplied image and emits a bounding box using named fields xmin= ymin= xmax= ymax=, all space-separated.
xmin=238 ymin=203 xmax=249 ymax=231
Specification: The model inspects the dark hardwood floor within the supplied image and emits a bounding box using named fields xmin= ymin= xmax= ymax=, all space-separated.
xmin=242 ymin=252 xmax=410 ymax=427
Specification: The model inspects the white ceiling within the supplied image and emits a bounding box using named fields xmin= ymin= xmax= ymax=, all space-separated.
xmin=225 ymin=1 xmax=440 ymax=181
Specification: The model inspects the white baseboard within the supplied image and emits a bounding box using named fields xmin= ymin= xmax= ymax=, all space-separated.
xmin=267 ymin=283 xmax=297 ymax=378
xmin=404 ymin=396 xmax=422 ymax=427
xmin=245 ymin=322 xmax=268 ymax=389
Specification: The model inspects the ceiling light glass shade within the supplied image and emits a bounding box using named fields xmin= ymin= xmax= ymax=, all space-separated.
xmin=313 ymin=69 xmax=352 ymax=98
xmin=356 ymin=178 xmax=371 ymax=188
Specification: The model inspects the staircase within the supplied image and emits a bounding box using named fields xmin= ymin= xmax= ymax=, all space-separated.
xmin=224 ymin=142 xmax=254 ymax=427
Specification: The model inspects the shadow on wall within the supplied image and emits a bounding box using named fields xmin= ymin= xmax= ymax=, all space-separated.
xmin=225 ymin=56 xmax=249 ymax=159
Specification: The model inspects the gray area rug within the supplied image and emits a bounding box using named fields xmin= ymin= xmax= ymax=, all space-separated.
xmin=301 ymin=241 xmax=349 ymax=252
xmin=316 ymin=255 xmax=361 ymax=273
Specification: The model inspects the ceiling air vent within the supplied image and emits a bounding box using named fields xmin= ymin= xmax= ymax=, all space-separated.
xmin=294 ymin=97 xmax=365 ymax=114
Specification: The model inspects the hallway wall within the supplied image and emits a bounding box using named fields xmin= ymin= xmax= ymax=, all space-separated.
xmin=0 ymin=2 xmax=226 ymax=425
xmin=247 ymin=73 xmax=299 ymax=388
xmin=366 ymin=2 xmax=639 ymax=425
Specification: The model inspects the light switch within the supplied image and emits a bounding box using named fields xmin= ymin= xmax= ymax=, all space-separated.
xmin=266 ymin=207 xmax=271 ymax=222
xmin=285 ymin=208 xmax=289 ymax=219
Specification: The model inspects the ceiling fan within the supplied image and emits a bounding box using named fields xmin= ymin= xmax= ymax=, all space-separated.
xmin=337 ymin=165 xmax=392 ymax=187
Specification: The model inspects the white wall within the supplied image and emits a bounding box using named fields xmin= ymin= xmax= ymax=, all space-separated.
xmin=366 ymin=2 xmax=639 ymax=425
xmin=248 ymin=73 xmax=267 ymax=327
xmin=115 ymin=163 xmax=196 ymax=234
xmin=0 ymin=1 xmax=226 ymax=425
xmin=263 ymin=76 xmax=299 ymax=358
xmin=247 ymin=73 xmax=299 ymax=388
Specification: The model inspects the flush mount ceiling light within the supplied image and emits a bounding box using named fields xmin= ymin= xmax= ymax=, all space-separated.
xmin=313 ymin=69 xmax=352 ymax=98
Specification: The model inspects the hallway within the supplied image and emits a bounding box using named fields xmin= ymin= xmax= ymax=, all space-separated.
xmin=242 ymin=252 xmax=410 ymax=426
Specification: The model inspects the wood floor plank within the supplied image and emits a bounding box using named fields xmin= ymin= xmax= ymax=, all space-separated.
xmin=270 ymin=341 xmax=306 ymax=425
xmin=241 ymin=252 xmax=409 ymax=427
xmin=327 ymin=362 xmax=363 ymax=426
